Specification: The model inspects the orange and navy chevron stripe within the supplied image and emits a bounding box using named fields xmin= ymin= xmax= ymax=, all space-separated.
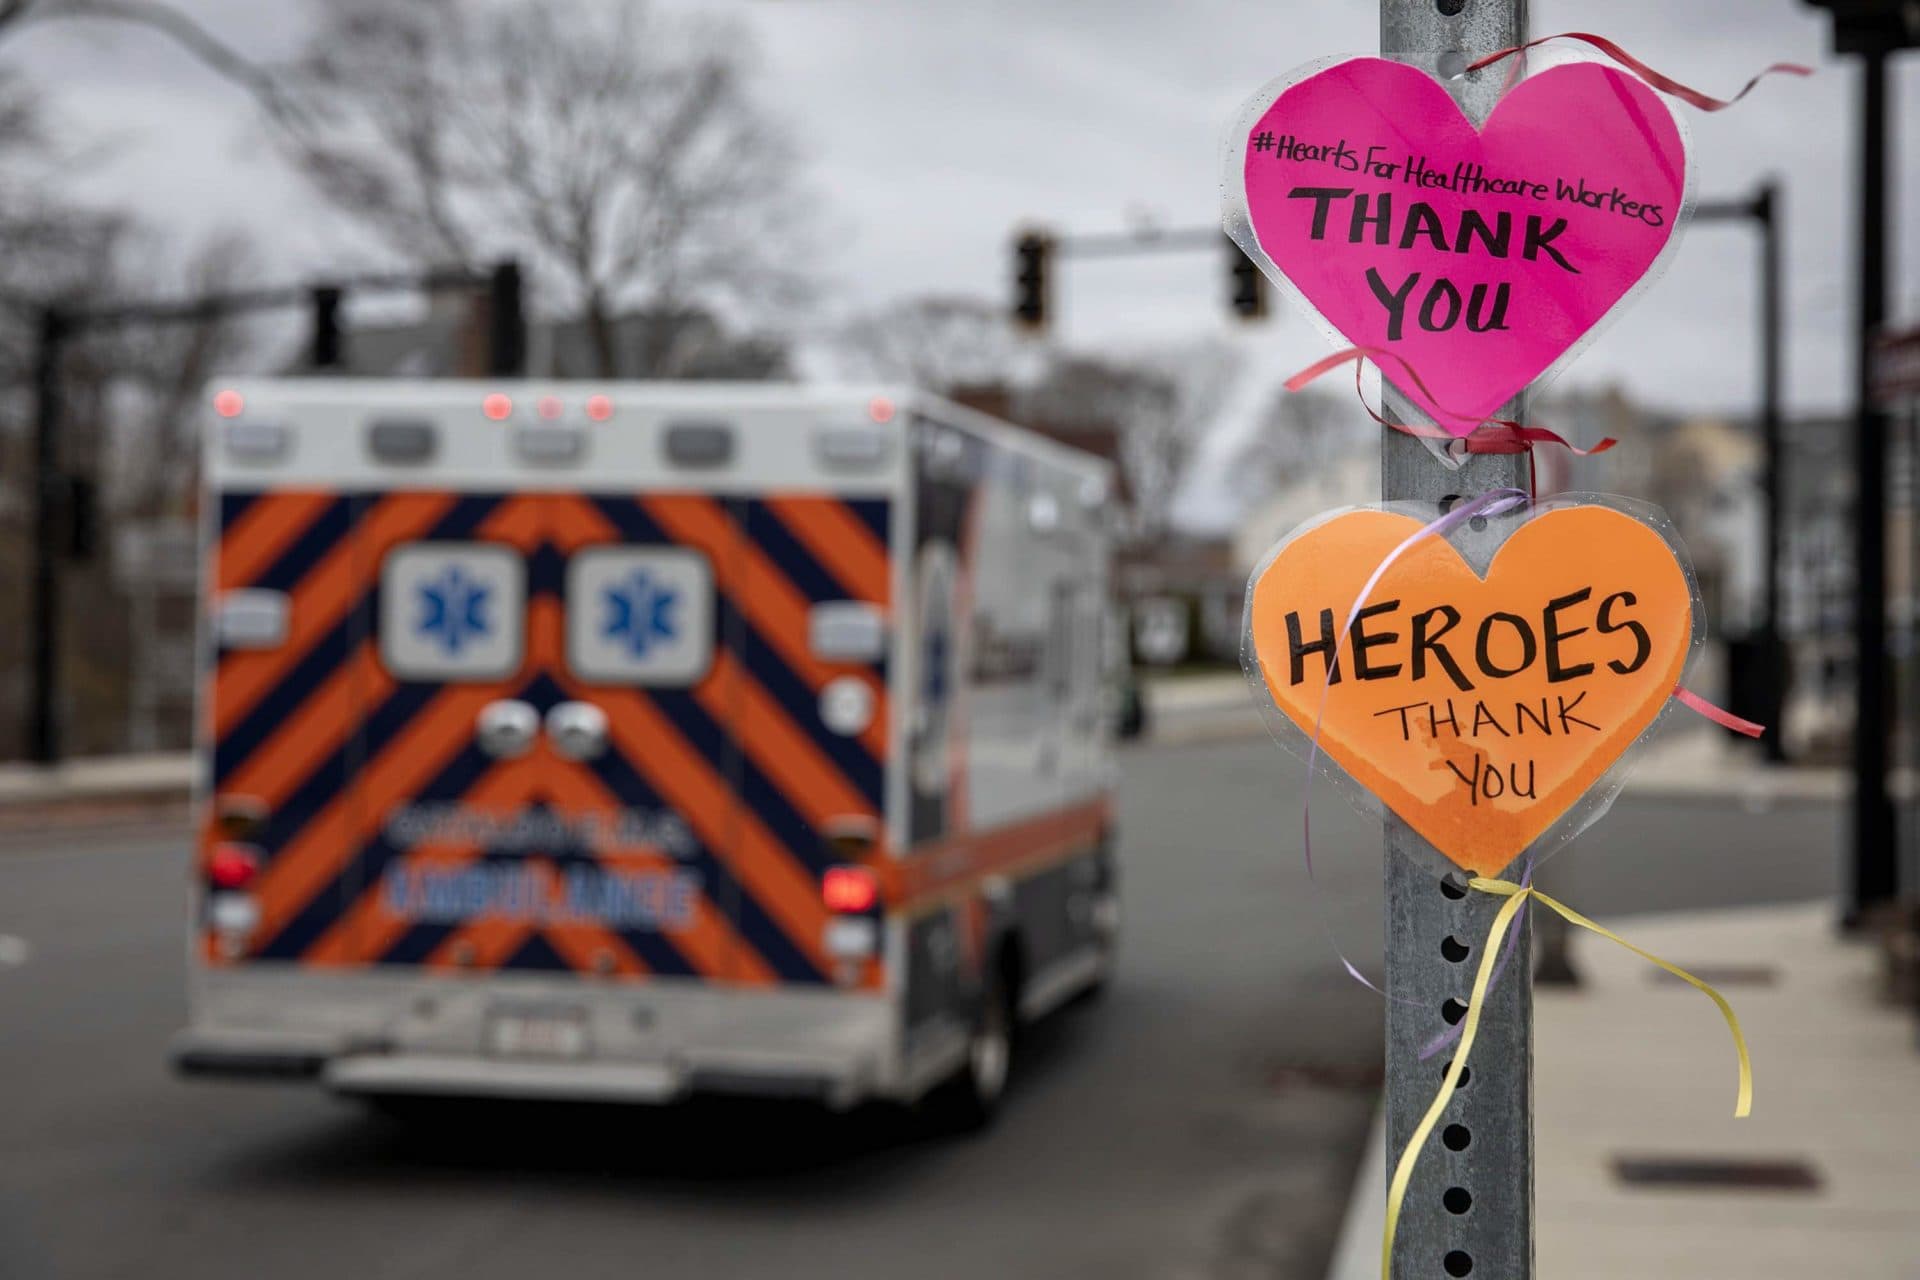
xmin=201 ymin=488 xmax=892 ymax=987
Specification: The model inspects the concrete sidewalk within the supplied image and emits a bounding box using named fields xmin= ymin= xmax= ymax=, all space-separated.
xmin=1328 ymin=900 xmax=1920 ymax=1278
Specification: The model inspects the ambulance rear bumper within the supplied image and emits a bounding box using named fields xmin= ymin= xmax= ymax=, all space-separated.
xmin=173 ymin=969 xmax=901 ymax=1107
xmin=172 ymin=1029 xmax=331 ymax=1080
xmin=316 ymin=1055 xmax=855 ymax=1106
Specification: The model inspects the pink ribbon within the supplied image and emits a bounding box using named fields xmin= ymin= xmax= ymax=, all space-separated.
xmin=1674 ymin=684 xmax=1765 ymax=738
xmin=1466 ymin=33 xmax=1812 ymax=113
xmin=1285 ymin=346 xmax=1619 ymax=457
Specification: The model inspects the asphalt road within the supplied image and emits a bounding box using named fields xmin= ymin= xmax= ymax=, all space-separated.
xmin=0 ymin=735 xmax=1843 ymax=1280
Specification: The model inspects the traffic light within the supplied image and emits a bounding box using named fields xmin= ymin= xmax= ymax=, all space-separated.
xmin=1012 ymin=230 xmax=1052 ymax=333
xmin=1802 ymin=1 xmax=1917 ymax=53
xmin=1227 ymin=240 xmax=1267 ymax=321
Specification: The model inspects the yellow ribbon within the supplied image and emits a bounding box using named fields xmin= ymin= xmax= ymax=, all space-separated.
xmin=1380 ymin=877 xmax=1753 ymax=1280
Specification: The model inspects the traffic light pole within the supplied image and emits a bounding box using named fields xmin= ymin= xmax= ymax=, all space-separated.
xmin=1380 ymin=3 xmax=1534 ymax=1279
xmin=1758 ymin=183 xmax=1786 ymax=766
xmin=1695 ymin=187 xmax=1786 ymax=762
xmin=16 ymin=260 xmax=525 ymax=765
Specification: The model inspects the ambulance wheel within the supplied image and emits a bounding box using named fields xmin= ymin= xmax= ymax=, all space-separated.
xmin=930 ymin=958 xmax=1016 ymax=1133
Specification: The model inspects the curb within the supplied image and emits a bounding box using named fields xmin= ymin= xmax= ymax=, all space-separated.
xmin=1326 ymin=1105 xmax=1387 ymax=1280
xmin=0 ymin=753 xmax=194 ymax=837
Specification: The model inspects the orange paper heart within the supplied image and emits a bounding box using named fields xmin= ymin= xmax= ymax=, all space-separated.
xmin=1249 ymin=505 xmax=1692 ymax=872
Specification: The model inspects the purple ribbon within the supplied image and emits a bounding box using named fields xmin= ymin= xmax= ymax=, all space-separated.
xmin=1290 ymin=488 xmax=1532 ymax=1003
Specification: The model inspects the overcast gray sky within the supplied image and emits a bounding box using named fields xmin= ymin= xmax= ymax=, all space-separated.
xmin=8 ymin=1 xmax=1917 ymax=427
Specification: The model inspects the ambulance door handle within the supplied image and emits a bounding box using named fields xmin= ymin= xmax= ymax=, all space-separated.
xmin=476 ymin=699 xmax=540 ymax=759
xmin=546 ymin=701 xmax=609 ymax=762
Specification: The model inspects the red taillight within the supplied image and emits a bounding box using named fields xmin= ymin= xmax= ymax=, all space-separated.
xmin=822 ymin=865 xmax=878 ymax=914
xmin=482 ymin=393 xmax=514 ymax=421
xmin=213 ymin=389 xmax=245 ymax=418
xmin=585 ymin=394 xmax=614 ymax=422
xmin=208 ymin=843 xmax=261 ymax=890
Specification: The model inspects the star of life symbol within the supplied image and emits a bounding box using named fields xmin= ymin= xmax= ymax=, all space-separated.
xmin=415 ymin=565 xmax=493 ymax=655
xmin=603 ymin=569 xmax=680 ymax=657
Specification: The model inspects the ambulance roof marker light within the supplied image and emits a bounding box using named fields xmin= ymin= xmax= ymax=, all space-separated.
xmin=213 ymin=389 xmax=245 ymax=419
xmin=585 ymin=394 xmax=614 ymax=423
xmin=867 ymin=395 xmax=896 ymax=425
xmin=536 ymin=394 xmax=564 ymax=421
xmin=482 ymin=392 xmax=514 ymax=422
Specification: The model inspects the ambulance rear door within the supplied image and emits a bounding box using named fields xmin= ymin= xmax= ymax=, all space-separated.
xmin=334 ymin=482 xmax=762 ymax=991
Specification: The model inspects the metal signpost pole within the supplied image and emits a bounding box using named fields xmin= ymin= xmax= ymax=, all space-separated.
xmin=1380 ymin=2 xmax=1534 ymax=1277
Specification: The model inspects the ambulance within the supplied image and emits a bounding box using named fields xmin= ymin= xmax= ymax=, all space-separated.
xmin=172 ymin=380 xmax=1120 ymax=1126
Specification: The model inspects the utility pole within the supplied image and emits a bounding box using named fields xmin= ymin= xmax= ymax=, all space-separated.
xmin=1850 ymin=47 xmax=1895 ymax=921
xmin=1380 ymin=2 xmax=1533 ymax=1277
xmin=1803 ymin=0 xmax=1914 ymax=924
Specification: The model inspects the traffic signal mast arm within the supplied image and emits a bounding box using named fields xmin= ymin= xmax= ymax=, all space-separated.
xmin=1008 ymin=225 xmax=1266 ymax=334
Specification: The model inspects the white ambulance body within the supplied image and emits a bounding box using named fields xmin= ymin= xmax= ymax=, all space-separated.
xmin=174 ymin=380 xmax=1118 ymax=1120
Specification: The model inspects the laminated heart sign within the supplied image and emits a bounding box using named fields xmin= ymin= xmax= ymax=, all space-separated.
xmin=1247 ymin=502 xmax=1696 ymax=873
xmin=1224 ymin=56 xmax=1693 ymax=434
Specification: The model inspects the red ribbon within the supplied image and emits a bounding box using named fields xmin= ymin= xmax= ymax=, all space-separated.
xmin=1466 ymin=33 xmax=1812 ymax=112
xmin=1285 ymin=346 xmax=1618 ymax=457
xmin=1673 ymin=685 xmax=1765 ymax=739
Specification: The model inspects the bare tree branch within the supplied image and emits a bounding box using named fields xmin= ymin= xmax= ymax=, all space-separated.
xmin=836 ymin=296 xmax=1028 ymax=394
xmin=267 ymin=0 xmax=815 ymax=376
xmin=2 ymin=0 xmax=291 ymax=114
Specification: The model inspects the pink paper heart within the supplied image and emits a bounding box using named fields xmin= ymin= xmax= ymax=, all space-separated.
xmin=1235 ymin=58 xmax=1689 ymax=435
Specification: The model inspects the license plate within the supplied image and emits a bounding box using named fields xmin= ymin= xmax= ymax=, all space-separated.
xmin=486 ymin=1008 xmax=590 ymax=1059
